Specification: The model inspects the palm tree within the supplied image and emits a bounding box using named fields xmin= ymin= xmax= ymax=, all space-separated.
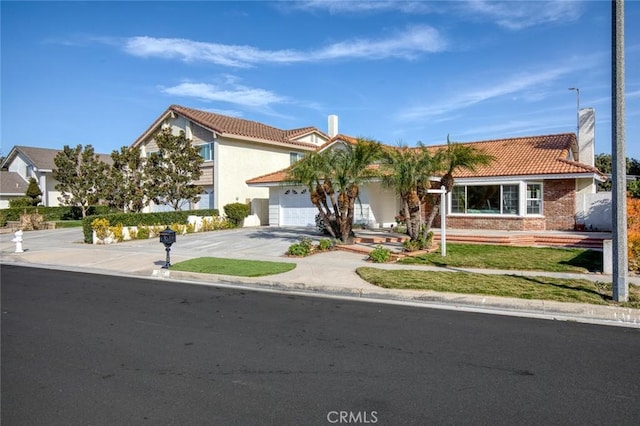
xmin=329 ymin=139 xmax=383 ymax=242
xmin=287 ymin=150 xmax=339 ymax=238
xmin=287 ymin=138 xmax=383 ymax=243
xmin=424 ymin=136 xmax=495 ymax=231
xmin=381 ymin=143 xmax=442 ymax=243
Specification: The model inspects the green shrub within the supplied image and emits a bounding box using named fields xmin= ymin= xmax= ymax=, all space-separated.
xmin=0 ymin=211 xmax=7 ymax=227
xmin=128 ymin=227 xmax=138 ymax=240
xmin=368 ymin=245 xmax=391 ymax=263
xmin=0 ymin=205 xmax=120 ymax=223
xmin=403 ymin=232 xmax=434 ymax=252
xmin=287 ymin=243 xmax=310 ymax=256
xmin=318 ymin=238 xmax=333 ymax=251
xmin=9 ymin=197 xmax=33 ymax=208
xmin=170 ymin=223 xmax=186 ymax=234
xmin=224 ymin=203 xmax=250 ymax=227
xmin=110 ymin=223 xmax=124 ymax=242
xmin=287 ymin=237 xmax=314 ymax=257
xmin=91 ymin=218 xmax=111 ymax=241
xmin=137 ymin=227 xmax=150 ymax=240
xmin=80 ymin=208 xmax=219 ymax=243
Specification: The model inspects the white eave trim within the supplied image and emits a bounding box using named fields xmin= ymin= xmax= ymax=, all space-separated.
xmin=451 ymin=173 xmax=604 ymax=184
xmin=222 ymin=133 xmax=318 ymax=150
xmin=247 ymin=180 xmax=300 ymax=188
xmin=248 ymin=172 xmax=604 ymax=188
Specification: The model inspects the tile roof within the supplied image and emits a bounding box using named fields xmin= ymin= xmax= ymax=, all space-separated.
xmin=133 ymin=105 xmax=327 ymax=149
xmin=247 ymin=132 xmax=604 ymax=185
xmin=0 ymin=171 xmax=28 ymax=194
xmin=429 ymin=133 xmax=602 ymax=178
xmin=2 ymin=145 xmax=112 ymax=171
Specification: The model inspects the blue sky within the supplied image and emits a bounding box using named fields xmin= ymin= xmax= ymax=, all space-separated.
xmin=2 ymin=0 xmax=639 ymax=160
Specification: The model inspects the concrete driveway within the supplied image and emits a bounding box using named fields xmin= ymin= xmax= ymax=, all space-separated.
xmin=0 ymin=225 xmax=365 ymax=277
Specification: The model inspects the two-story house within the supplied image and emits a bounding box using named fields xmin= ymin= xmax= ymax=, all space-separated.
xmin=131 ymin=105 xmax=331 ymax=223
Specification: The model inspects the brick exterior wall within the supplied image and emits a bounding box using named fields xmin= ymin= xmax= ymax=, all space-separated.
xmin=542 ymin=179 xmax=575 ymax=231
xmin=431 ymin=179 xmax=576 ymax=231
xmin=443 ymin=216 xmax=546 ymax=231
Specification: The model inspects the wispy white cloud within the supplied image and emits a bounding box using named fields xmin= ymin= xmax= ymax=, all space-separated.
xmin=462 ymin=0 xmax=584 ymax=30
xmin=287 ymin=0 xmax=584 ymax=31
xmin=161 ymin=78 xmax=288 ymax=108
xmin=121 ymin=25 xmax=446 ymax=67
xmin=283 ymin=0 xmax=434 ymax=15
xmin=396 ymin=62 xmax=591 ymax=123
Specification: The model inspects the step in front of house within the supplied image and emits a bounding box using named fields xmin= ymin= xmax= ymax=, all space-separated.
xmin=432 ymin=233 xmax=604 ymax=249
xmin=353 ymin=236 xmax=409 ymax=244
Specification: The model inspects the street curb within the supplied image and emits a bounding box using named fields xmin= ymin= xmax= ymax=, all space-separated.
xmin=3 ymin=257 xmax=639 ymax=329
xmin=159 ymin=269 xmax=640 ymax=328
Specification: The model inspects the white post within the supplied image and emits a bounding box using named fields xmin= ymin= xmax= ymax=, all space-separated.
xmin=427 ymin=186 xmax=447 ymax=257
xmin=440 ymin=185 xmax=446 ymax=257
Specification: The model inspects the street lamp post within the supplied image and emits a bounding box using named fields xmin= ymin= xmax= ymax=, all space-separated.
xmin=568 ymin=87 xmax=580 ymax=143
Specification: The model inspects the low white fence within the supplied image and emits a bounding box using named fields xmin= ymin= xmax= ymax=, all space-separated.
xmin=576 ymin=192 xmax=612 ymax=232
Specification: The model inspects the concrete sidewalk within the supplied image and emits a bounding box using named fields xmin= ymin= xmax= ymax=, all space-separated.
xmin=1 ymin=227 xmax=639 ymax=328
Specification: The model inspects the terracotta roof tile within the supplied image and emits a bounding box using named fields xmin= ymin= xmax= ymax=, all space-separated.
xmin=133 ymin=105 xmax=325 ymax=149
xmin=247 ymin=132 xmax=605 ymax=185
xmin=431 ymin=133 xmax=601 ymax=178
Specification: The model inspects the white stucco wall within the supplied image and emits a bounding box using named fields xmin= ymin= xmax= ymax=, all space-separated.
xmin=361 ymin=182 xmax=401 ymax=228
xmin=214 ymin=137 xmax=305 ymax=212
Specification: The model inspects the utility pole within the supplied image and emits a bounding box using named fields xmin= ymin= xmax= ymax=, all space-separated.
xmin=612 ymin=0 xmax=628 ymax=302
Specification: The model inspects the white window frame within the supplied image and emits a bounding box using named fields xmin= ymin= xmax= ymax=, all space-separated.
xmin=525 ymin=182 xmax=543 ymax=216
xmin=290 ymin=152 xmax=304 ymax=165
xmin=198 ymin=142 xmax=214 ymax=162
xmin=449 ymin=183 xmax=521 ymax=216
xmin=447 ymin=181 xmax=553 ymax=217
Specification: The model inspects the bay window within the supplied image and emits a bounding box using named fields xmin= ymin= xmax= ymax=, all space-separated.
xmin=451 ymin=182 xmax=544 ymax=216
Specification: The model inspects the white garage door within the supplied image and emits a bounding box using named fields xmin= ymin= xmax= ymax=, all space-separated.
xmin=280 ymin=187 xmax=317 ymax=227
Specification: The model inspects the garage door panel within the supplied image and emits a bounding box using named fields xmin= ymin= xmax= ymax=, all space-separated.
xmin=280 ymin=187 xmax=316 ymax=227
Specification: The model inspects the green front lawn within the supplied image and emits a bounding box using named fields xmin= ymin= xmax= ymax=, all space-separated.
xmin=400 ymin=243 xmax=602 ymax=273
xmin=53 ymin=220 xmax=83 ymax=228
xmin=171 ymin=257 xmax=296 ymax=277
xmin=356 ymin=267 xmax=640 ymax=308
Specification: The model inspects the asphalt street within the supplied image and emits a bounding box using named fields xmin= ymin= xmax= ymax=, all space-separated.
xmin=2 ymin=265 xmax=640 ymax=425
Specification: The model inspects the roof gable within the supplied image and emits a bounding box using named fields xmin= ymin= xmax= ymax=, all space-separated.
xmin=3 ymin=146 xmax=62 ymax=171
xmin=0 ymin=171 xmax=28 ymax=194
xmin=2 ymin=145 xmax=112 ymax=171
xmin=132 ymin=105 xmax=328 ymax=149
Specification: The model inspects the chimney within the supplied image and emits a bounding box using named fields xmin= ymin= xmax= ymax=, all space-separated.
xmin=578 ymin=108 xmax=595 ymax=167
xmin=328 ymin=115 xmax=338 ymax=138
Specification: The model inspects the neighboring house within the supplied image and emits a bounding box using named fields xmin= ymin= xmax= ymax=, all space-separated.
xmin=131 ymin=105 xmax=331 ymax=223
xmin=0 ymin=170 xmax=30 ymax=209
xmin=248 ymin=108 xmax=608 ymax=231
xmin=0 ymin=145 xmax=111 ymax=209
xmin=1 ymin=146 xmax=65 ymax=208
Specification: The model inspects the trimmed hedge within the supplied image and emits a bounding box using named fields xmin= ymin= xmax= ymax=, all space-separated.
xmin=223 ymin=203 xmax=250 ymax=227
xmin=0 ymin=205 xmax=117 ymax=222
xmin=81 ymin=209 xmax=219 ymax=243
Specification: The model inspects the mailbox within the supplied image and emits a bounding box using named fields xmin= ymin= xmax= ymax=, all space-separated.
xmin=159 ymin=227 xmax=176 ymax=247
xmin=159 ymin=227 xmax=176 ymax=268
